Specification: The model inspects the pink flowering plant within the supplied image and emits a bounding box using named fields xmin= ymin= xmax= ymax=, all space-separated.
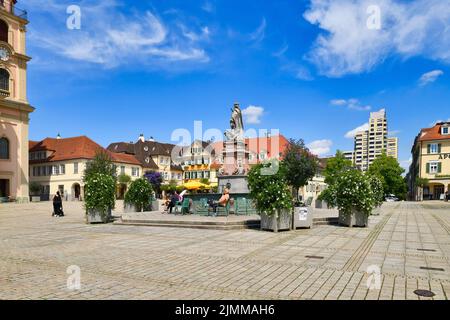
xmin=247 ymin=161 xmax=293 ymax=216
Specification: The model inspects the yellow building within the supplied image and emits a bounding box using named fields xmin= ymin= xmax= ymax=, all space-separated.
xmin=29 ymin=136 xmax=143 ymax=201
xmin=409 ymin=122 xmax=450 ymax=201
xmin=0 ymin=1 xmax=34 ymax=202
xmin=181 ymin=140 xmax=219 ymax=187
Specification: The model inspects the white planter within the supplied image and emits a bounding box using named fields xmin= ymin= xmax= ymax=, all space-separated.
xmin=339 ymin=209 xmax=369 ymax=228
xmin=86 ymin=209 xmax=112 ymax=224
xmin=260 ymin=209 xmax=292 ymax=232
xmin=124 ymin=204 xmax=140 ymax=213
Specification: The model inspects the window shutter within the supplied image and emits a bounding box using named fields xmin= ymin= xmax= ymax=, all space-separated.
xmin=427 ymin=144 xmax=431 ymax=154
xmin=438 ymin=144 xmax=442 ymax=153
xmin=426 ymin=163 xmax=430 ymax=174
xmin=438 ymin=162 xmax=442 ymax=173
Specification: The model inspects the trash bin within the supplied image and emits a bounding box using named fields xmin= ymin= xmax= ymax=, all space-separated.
xmin=293 ymin=206 xmax=313 ymax=229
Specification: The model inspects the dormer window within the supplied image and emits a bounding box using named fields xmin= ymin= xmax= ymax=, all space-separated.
xmin=442 ymin=126 xmax=449 ymax=135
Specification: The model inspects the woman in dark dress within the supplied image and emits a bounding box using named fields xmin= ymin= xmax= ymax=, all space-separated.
xmin=52 ymin=191 xmax=64 ymax=217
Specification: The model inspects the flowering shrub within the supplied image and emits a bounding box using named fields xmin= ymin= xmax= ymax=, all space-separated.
xmin=124 ymin=178 xmax=154 ymax=212
xmin=247 ymin=161 xmax=293 ymax=216
xmin=320 ymin=169 xmax=377 ymax=216
xmin=85 ymin=173 xmax=116 ymax=218
xmin=368 ymin=175 xmax=384 ymax=208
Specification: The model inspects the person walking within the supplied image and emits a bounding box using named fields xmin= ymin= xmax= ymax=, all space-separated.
xmin=52 ymin=191 xmax=64 ymax=217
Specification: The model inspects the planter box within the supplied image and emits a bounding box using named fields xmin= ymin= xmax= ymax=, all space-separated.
xmin=124 ymin=204 xmax=140 ymax=213
xmin=339 ymin=209 xmax=369 ymax=228
xmin=31 ymin=196 xmax=41 ymax=202
xmin=86 ymin=209 xmax=112 ymax=224
xmin=260 ymin=209 xmax=292 ymax=232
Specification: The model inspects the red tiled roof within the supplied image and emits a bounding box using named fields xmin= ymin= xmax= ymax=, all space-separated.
xmin=29 ymin=136 xmax=141 ymax=165
xmin=418 ymin=122 xmax=450 ymax=142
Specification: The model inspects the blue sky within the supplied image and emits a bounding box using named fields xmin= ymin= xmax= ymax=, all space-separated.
xmin=25 ymin=0 xmax=450 ymax=170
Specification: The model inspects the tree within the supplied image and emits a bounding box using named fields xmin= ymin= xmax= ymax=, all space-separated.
xmin=323 ymin=150 xmax=353 ymax=186
xmin=415 ymin=177 xmax=429 ymax=188
xmin=144 ymin=171 xmax=163 ymax=195
xmin=118 ymin=174 xmax=132 ymax=185
xmin=83 ymin=151 xmax=117 ymax=183
xmin=368 ymin=153 xmax=407 ymax=199
xmin=282 ymin=139 xmax=318 ymax=202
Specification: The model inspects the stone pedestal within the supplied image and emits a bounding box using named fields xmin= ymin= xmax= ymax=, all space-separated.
xmin=218 ymin=175 xmax=249 ymax=194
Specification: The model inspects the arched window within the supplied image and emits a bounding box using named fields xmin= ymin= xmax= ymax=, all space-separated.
xmin=0 ymin=68 xmax=9 ymax=93
xmin=0 ymin=19 xmax=8 ymax=43
xmin=0 ymin=137 xmax=9 ymax=159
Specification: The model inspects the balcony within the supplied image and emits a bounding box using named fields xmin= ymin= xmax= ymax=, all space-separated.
xmin=0 ymin=1 xmax=27 ymax=20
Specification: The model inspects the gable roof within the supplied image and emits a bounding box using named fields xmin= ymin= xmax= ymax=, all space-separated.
xmin=29 ymin=136 xmax=141 ymax=165
xmin=418 ymin=122 xmax=450 ymax=142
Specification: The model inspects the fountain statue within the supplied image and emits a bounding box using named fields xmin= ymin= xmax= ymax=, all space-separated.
xmin=218 ymin=103 xmax=250 ymax=194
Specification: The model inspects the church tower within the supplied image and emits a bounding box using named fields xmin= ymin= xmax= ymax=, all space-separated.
xmin=0 ymin=1 xmax=34 ymax=201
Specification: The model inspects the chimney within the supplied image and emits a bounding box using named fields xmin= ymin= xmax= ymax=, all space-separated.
xmin=56 ymin=133 xmax=61 ymax=140
xmin=139 ymin=134 xmax=145 ymax=142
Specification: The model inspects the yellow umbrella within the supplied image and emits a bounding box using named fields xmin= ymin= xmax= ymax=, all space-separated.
xmin=183 ymin=181 xmax=208 ymax=190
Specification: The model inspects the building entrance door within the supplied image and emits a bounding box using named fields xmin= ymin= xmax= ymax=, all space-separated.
xmin=0 ymin=179 xmax=9 ymax=198
xmin=433 ymin=185 xmax=445 ymax=200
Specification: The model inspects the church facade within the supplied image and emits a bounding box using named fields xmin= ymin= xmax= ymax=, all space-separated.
xmin=0 ymin=1 xmax=34 ymax=202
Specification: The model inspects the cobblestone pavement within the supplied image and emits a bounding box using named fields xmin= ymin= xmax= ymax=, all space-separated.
xmin=0 ymin=201 xmax=449 ymax=300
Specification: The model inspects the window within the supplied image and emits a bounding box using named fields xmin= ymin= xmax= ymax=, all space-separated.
xmin=428 ymin=143 xmax=440 ymax=154
xmin=442 ymin=127 xmax=449 ymax=135
xmin=0 ymin=137 xmax=9 ymax=159
xmin=0 ymin=68 xmax=9 ymax=94
xmin=132 ymin=167 xmax=140 ymax=177
xmin=0 ymin=19 xmax=7 ymax=43
xmin=121 ymin=166 xmax=125 ymax=175
xmin=74 ymin=162 xmax=78 ymax=174
xmin=60 ymin=165 xmax=65 ymax=175
xmin=53 ymin=165 xmax=59 ymax=175
xmin=428 ymin=162 xmax=441 ymax=174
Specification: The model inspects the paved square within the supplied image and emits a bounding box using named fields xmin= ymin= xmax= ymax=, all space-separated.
xmin=0 ymin=201 xmax=449 ymax=300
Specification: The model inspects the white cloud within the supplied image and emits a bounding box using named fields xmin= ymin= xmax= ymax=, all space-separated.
xmin=201 ymin=1 xmax=215 ymax=13
xmin=303 ymin=0 xmax=450 ymax=77
xmin=307 ymin=139 xmax=333 ymax=156
xmin=419 ymin=70 xmax=444 ymax=86
xmin=28 ymin=1 xmax=210 ymax=69
xmin=331 ymin=98 xmax=371 ymax=111
xmin=345 ymin=123 xmax=370 ymax=139
xmin=242 ymin=106 xmax=265 ymax=124
xmin=249 ymin=18 xmax=267 ymax=44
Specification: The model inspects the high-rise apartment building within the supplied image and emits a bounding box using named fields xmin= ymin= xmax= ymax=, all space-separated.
xmin=353 ymin=109 xmax=398 ymax=171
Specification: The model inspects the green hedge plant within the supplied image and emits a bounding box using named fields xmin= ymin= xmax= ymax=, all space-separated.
xmin=124 ymin=178 xmax=154 ymax=212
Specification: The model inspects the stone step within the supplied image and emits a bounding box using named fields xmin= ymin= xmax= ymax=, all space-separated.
xmin=114 ymin=221 xmax=260 ymax=230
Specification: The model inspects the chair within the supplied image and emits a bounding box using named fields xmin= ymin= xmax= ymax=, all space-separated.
xmin=246 ymin=199 xmax=258 ymax=215
xmin=181 ymin=198 xmax=190 ymax=215
xmin=216 ymin=201 xmax=230 ymax=217
xmin=236 ymin=198 xmax=248 ymax=216
xmin=196 ymin=198 xmax=210 ymax=216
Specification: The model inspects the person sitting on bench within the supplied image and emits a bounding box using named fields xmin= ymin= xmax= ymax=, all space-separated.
xmin=208 ymin=187 xmax=230 ymax=216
